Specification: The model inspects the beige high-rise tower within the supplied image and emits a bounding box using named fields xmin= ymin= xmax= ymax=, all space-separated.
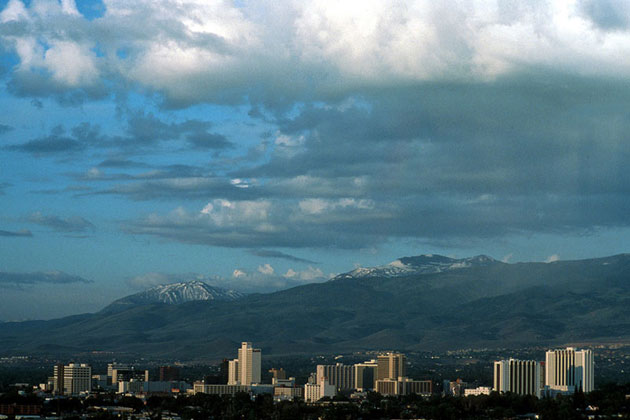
xmin=545 ymin=347 xmax=593 ymax=393
xmin=234 ymin=342 xmax=261 ymax=385
xmin=376 ymin=352 xmax=406 ymax=380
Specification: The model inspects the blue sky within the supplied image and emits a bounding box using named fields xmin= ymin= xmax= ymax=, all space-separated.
xmin=2 ymin=0 xmax=630 ymax=320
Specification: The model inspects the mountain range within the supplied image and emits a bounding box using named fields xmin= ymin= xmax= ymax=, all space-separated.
xmin=101 ymin=281 xmax=244 ymax=313
xmin=1 ymin=253 xmax=629 ymax=360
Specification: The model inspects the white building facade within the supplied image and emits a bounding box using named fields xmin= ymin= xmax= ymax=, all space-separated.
xmin=494 ymin=359 xmax=542 ymax=397
xmin=228 ymin=342 xmax=261 ymax=386
xmin=304 ymin=377 xmax=336 ymax=402
xmin=545 ymin=347 xmax=594 ymax=393
xmin=54 ymin=363 xmax=92 ymax=396
xmin=316 ymin=363 xmax=355 ymax=391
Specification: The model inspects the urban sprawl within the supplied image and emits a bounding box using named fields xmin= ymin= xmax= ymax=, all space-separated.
xmin=0 ymin=343 xmax=596 ymax=419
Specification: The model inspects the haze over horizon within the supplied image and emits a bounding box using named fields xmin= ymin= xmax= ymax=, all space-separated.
xmin=2 ymin=0 xmax=630 ymax=320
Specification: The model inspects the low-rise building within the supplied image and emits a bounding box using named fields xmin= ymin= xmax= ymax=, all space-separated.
xmin=464 ymin=386 xmax=492 ymax=396
xmin=304 ymin=377 xmax=336 ymax=402
xmin=375 ymin=378 xmax=432 ymax=396
xmin=193 ymin=382 xmax=249 ymax=395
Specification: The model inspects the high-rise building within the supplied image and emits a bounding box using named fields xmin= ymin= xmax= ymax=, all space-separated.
xmin=159 ymin=366 xmax=180 ymax=382
xmin=228 ymin=359 xmax=240 ymax=385
xmin=228 ymin=342 xmax=261 ymax=385
xmin=111 ymin=367 xmax=149 ymax=383
xmin=376 ymin=353 xmax=406 ymax=381
xmin=354 ymin=360 xmax=378 ymax=390
xmin=269 ymin=368 xmax=287 ymax=381
xmin=449 ymin=378 xmax=468 ymax=397
xmin=316 ymin=363 xmax=355 ymax=391
xmin=53 ymin=364 xmax=64 ymax=395
xmin=545 ymin=347 xmax=593 ymax=393
xmin=219 ymin=359 xmax=230 ymax=384
xmin=53 ymin=363 xmax=92 ymax=396
xmin=107 ymin=363 xmax=129 ymax=385
xmin=494 ymin=359 xmax=542 ymax=397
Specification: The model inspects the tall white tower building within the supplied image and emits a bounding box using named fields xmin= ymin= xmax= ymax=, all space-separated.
xmin=545 ymin=347 xmax=593 ymax=393
xmin=53 ymin=363 xmax=92 ymax=395
xmin=227 ymin=359 xmax=240 ymax=385
xmin=230 ymin=342 xmax=261 ymax=386
xmin=493 ymin=359 xmax=542 ymax=397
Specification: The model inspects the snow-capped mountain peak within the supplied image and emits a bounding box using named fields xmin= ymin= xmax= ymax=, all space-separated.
xmin=101 ymin=280 xmax=245 ymax=312
xmin=333 ymin=254 xmax=498 ymax=280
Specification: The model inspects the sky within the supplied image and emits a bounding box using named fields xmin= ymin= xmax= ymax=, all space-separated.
xmin=2 ymin=0 xmax=630 ymax=320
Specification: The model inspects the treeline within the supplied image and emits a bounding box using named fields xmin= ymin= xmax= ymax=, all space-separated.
xmin=2 ymin=384 xmax=630 ymax=419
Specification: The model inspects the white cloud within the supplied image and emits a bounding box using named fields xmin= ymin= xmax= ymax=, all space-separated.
xmin=257 ymin=263 xmax=274 ymax=275
xmin=545 ymin=254 xmax=560 ymax=263
xmin=44 ymin=41 xmax=99 ymax=87
xmin=127 ymin=272 xmax=171 ymax=290
xmin=199 ymin=199 xmax=272 ymax=227
xmin=284 ymin=266 xmax=327 ymax=282
xmin=5 ymin=0 xmax=630 ymax=104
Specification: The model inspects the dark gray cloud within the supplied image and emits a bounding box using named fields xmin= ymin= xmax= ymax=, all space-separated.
xmin=119 ymin=73 xmax=630 ymax=249
xmin=6 ymin=114 xmax=232 ymax=156
xmin=0 ymin=271 xmax=93 ymax=288
xmin=123 ymin=198 xmax=390 ymax=248
xmin=28 ymin=212 xmax=95 ymax=233
xmin=7 ymin=68 xmax=109 ymax=106
xmin=0 ymin=124 xmax=12 ymax=135
xmin=31 ymin=185 xmax=93 ymax=195
xmin=579 ymin=0 xmax=630 ymax=31
xmin=97 ymin=158 xmax=149 ymax=168
xmin=123 ymin=113 xmax=233 ymax=150
xmin=0 ymin=229 xmax=33 ymax=237
xmin=6 ymin=125 xmax=84 ymax=154
xmin=187 ymin=131 xmax=232 ymax=149
xmin=248 ymin=249 xmax=319 ymax=264
xmin=0 ymin=182 xmax=11 ymax=195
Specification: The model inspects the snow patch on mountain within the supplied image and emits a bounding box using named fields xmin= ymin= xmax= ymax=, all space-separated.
xmin=102 ymin=280 xmax=244 ymax=312
xmin=334 ymin=254 xmax=499 ymax=280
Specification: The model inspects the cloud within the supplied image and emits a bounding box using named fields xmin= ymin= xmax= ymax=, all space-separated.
xmin=28 ymin=212 xmax=95 ymax=233
xmin=3 ymin=1 xmax=630 ymax=255
xmin=124 ymin=198 xmax=391 ymax=248
xmin=216 ymin=264 xmax=330 ymax=293
xmin=0 ymin=182 xmax=11 ymax=195
xmin=248 ymin=249 xmax=319 ymax=264
xmin=4 ymin=1 xmax=630 ymax=107
xmin=97 ymin=158 xmax=149 ymax=168
xmin=545 ymin=254 xmax=560 ymax=263
xmin=0 ymin=270 xmax=93 ymax=288
xmin=283 ymin=266 xmax=327 ymax=283
xmin=0 ymin=229 xmax=32 ymax=237
xmin=126 ymin=265 xmax=330 ymax=294
xmin=578 ymin=0 xmax=630 ymax=31
xmin=5 ymin=125 xmax=84 ymax=154
xmin=127 ymin=272 xmax=177 ymax=290
xmin=5 ymin=114 xmax=232 ymax=156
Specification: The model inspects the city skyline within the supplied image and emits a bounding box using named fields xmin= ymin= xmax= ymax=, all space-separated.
xmin=3 ymin=0 xmax=630 ymax=319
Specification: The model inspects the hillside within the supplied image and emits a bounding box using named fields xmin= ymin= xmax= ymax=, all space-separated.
xmin=101 ymin=280 xmax=244 ymax=313
xmin=1 ymin=254 xmax=629 ymax=360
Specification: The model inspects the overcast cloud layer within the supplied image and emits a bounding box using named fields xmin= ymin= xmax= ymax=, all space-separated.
xmin=2 ymin=0 xmax=630 ymax=318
